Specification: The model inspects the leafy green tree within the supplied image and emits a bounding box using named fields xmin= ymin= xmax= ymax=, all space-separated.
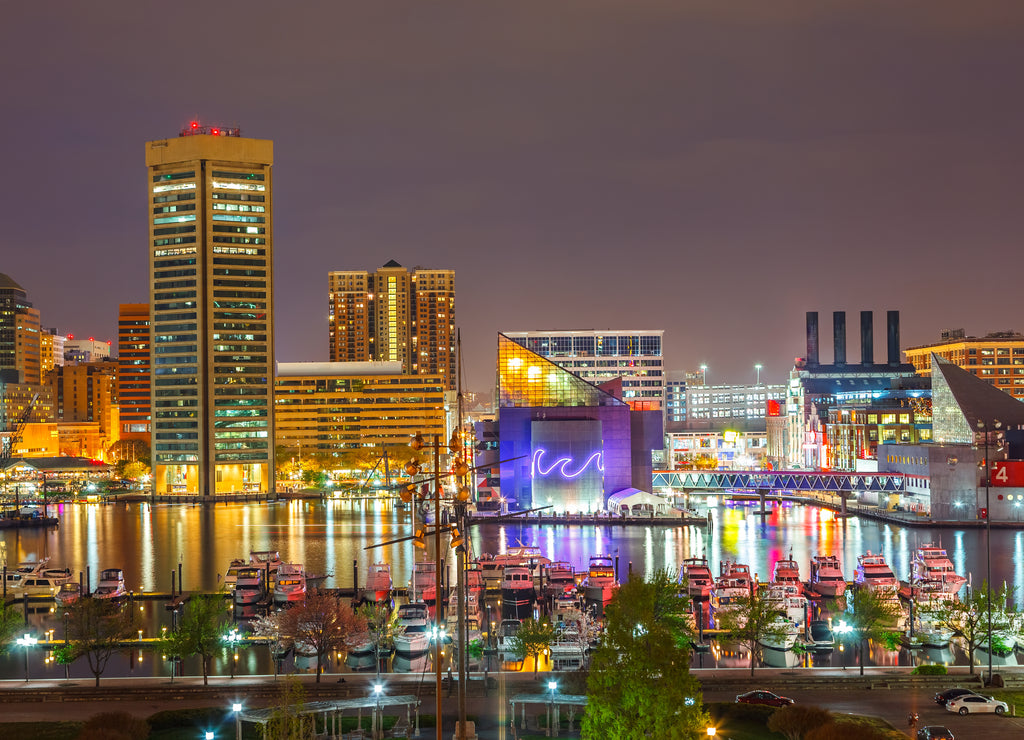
xmin=65 ymin=597 xmax=137 ymax=687
xmin=160 ymin=594 xmax=231 ymax=685
xmin=767 ymin=705 xmax=834 ymax=740
xmin=264 ymin=676 xmax=316 ymax=740
xmin=0 ymin=598 xmax=22 ymax=652
xmin=301 ymin=468 xmax=328 ymax=489
xmin=583 ymin=569 xmax=707 ymax=740
xmin=107 ymin=438 xmax=150 ymax=465
xmin=507 ymin=617 xmax=557 ymax=677
xmin=120 ymin=460 xmax=150 ymax=480
xmin=923 ymin=581 xmax=1012 ymax=675
xmin=358 ymin=601 xmax=399 ymax=674
xmin=276 ymin=589 xmax=367 ymax=682
xmin=714 ymin=586 xmax=791 ymax=676
xmin=841 ymin=588 xmax=903 ymax=676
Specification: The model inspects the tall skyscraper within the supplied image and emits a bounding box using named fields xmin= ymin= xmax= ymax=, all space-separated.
xmin=118 ymin=303 xmax=152 ymax=441
xmin=146 ymin=123 xmax=274 ymax=496
xmin=0 ymin=273 xmax=38 ymax=384
xmin=328 ymin=261 xmax=455 ymax=389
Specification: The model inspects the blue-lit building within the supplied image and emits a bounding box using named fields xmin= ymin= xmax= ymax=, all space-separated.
xmin=483 ymin=334 xmax=662 ymax=513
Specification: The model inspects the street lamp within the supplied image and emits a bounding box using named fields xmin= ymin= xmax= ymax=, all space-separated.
xmin=63 ymin=612 xmax=70 ymax=682
xmin=547 ymin=680 xmax=558 ymax=738
xmin=231 ymin=703 xmax=242 ymax=740
xmin=205 ymin=732 xmax=215 ymax=740
xmin=16 ymin=633 xmax=37 ymax=682
xmin=224 ymin=629 xmax=241 ymax=678
xmin=754 ymin=364 xmax=762 ymax=386
xmin=706 ymin=727 xmax=717 ymax=737
xmin=977 ymin=418 xmax=1002 ymax=687
xmin=372 ymin=683 xmax=384 ymax=739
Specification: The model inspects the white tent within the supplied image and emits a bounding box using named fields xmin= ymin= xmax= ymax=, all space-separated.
xmin=606 ymin=488 xmax=672 ymax=514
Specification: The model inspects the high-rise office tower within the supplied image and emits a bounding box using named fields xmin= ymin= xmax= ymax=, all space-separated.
xmin=328 ymin=261 xmax=455 ymax=389
xmin=146 ymin=123 xmax=274 ymax=496
xmin=118 ymin=303 xmax=151 ymax=441
xmin=0 ymin=273 xmax=38 ymax=384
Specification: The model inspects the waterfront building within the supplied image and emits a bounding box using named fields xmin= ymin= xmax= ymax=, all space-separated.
xmin=117 ymin=303 xmax=152 ymax=441
xmin=665 ymin=371 xmax=687 ymax=427
xmin=904 ymin=329 xmax=1024 ymax=400
xmin=39 ymin=328 xmax=61 ymax=378
xmin=327 ymin=262 xmax=456 ymax=390
xmin=490 ymin=334 xmax=663 ymax=513
xmin=826 ymin=393 xmax=931 ymax=471
xmin=274 ymin=361 xmax=445 ymax=461
xmin=47 ymin=361 xmax=119 ymax=455
xmin=665 ymin=429 xmax=769 ymax=470
xmin=683 ymin=382 xmax=786 ymax=429
xmin=146 ymin=123 xmax=275 ymax=496
xmin=503 ymin=330 xmax=664 ymax=412
xmin=64 ymin=338 xmax=111 ymax=364
xmin=782 ymin=311 xmax=918 ymax=469
xmin=0 ymin=273 xmax=38 ymax=384
xmin=0 ymin=381 xmax=55 ymax=444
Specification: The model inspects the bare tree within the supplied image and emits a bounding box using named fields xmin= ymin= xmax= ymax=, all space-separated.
xmin=276 ymin=589 xmax=367 ymax=682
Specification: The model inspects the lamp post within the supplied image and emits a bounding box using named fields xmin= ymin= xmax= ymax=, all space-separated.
xmin=372 ymin=683 xmax=383 ymax=739
xmin=547 ymin=680 xmax=558 ymax=738
xmin=232 ymin=703 xmax=242 ymax=740
xmin=63 ymin=612 xmax=70 ymax=682
xmin=706 ymin=727 xmax=717 ymax=737
xmin=754 ymin=364 xmax=762 ymax=386
xmin=978 ymin=418 xmax=1001 ymax=687
xmin=16 ymin=633 xmax=37 ymax=682
xmin=225 ymin=629 xmax=241 ymax=678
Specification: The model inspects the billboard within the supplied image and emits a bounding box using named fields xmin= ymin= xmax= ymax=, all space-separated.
xmin=530 ymin=419 xmax=604 ymax=513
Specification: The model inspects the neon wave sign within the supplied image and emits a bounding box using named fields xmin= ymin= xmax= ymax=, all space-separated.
xmin=531 ymin=449 xmax=604 ymax=480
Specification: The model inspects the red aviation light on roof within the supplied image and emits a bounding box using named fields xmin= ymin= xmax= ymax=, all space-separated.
xmin=191 ymin=121 xmax=199 ymax=129
xmin=68 ymin=333 xmax=74 ymax=340
xmin=211 ymin=128 xmax=220 ymax=136
xmin=89 ymin=337 xmax=94 ymax=341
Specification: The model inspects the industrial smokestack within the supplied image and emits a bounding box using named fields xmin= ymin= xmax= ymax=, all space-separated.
xmin=860 ymin=311 xmax=874 ymax=365
xmin=887 ymin=310 xmax=900 ymax=365
xmin=833 ymin=311 xmax=847 ymax=365
xmin=806 ymin=312 xmax=819 ymax=366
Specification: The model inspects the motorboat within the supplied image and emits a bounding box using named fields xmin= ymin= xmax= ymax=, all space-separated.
xmin=711 ymin=566 xmax=752 ymax=629
xmin=807 ymin=620 xmax=835 ymax=651
xmin=16 ymin=572 xmax=74 ymax=597
xmin=408 ymin=560 xmax=438 ymax=606
xmin=758 ymin=615 xmax=800 ymax=651
xmin=393 ymin=602 xmax=431 ymax=656
xmin=501 ymin=566 xmax=536 ymax=617
xmin=496 ymin=618 xmax=521 ymax=652
xmin=718 ymin=560 xmax=753 ymax=590
xmin=809 ymin=554 xmax=846 ymax=597
xmin=94 ymin=568 xmax=126 ymax=600
xmin=854 ymin=552 xmax=898 ymax=595
xmin=361 ymin=562 xmax=393 ymax=604
xmin=223 ymin=558 xmax=246 ymax=591
xmin=583 ymin=555 xmax=619 ymax=606
xmin=910 ymin=544 xmax=967 ymax=597
xmin=552 ymin=589 xmax=583 ymax=621
xmin=487 ymin=545 xmax=551 ymax=590
xmin=680 ymin=556 xmax=714 ymax=599
xmin=54 ymin=581 xmax=82 ymax=606
xmin=249 ymin=550 xmax=282 ymax=582
xmin=772 ymin=554 xmax=802 ymax=589
xmin=233 ymin=566 xmax=268 ymax=606
xmin=542 ymin=561 xmax=576 ymax=596
xmin=549 ymin=622 xmax=588 ymax=671
xmin=767 ymin=584 xmax=808 ymax=629
xmin=915 ymin=621 xmax=954 ymax=649
xmin=273 ymin=563 xmax=306 ymax=604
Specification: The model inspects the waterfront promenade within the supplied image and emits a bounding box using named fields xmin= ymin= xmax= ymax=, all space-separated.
xmin=1 ymin=666 xmax=1023 ymax=738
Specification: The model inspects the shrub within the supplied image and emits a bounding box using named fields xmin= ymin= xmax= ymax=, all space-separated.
xmin=911 ymin=663 xmax=947 ymax=675
xmin=147 ymin=707 xmax=228 ymax=732
xmin=806 ymin=720 xmax=890 ymax=740
xmin=77 ymin=712 xmax=149 ymax=740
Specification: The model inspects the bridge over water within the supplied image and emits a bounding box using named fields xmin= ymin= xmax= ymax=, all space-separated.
xmin=651 ymin=469 xmax=907 ymax=494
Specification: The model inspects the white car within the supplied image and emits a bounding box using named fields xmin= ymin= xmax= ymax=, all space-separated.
xmin=945 ymin=694 xmax=1008 ymax=715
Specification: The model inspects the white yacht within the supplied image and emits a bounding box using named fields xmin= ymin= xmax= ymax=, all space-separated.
xmin=680 ymin=557 xmax=714 ymax=599
xmin=393 ymin=602 xmax=431 ymax=656
xmin=854 ymin=552 xmax=898 ymax=595
xmin=809 ymin=554 xmax=847 ymax=597
xmin=55 ymin=581 xmax=82 ymax=606
xmin=94 ymin=568 xmax=126 ymax=600
xmin=910 ymin=544 xmax=966 ymax=597
xmin=233 ymin=566 xmax=268 ymax=606
xmin=582 ymin=555 xmax=618 ymax=606
xmin=501 ymin=566 xmax=536 ymax=616
xmin=771 ymin=554 xmax=802 ymax=589
xmin=273 ymin=563 xmax=306 ymax=604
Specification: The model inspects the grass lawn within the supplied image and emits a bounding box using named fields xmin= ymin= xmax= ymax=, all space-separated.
xmin=0 ymin=723 xmax=83 ymax=740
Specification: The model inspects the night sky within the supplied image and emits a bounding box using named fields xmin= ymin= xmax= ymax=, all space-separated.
xmin=5 ymin=2 xmax=1024 ymax=393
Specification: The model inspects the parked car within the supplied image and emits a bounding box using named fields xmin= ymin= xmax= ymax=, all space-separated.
xmin=916 ymin=728 xmax=954 ymax=740
xmin=933 ymin=687 xmax=978 ymax=706
xmin=945 ymin=694 xmax=1008 ymax=715
xmin=735 ymin=690 xmax=794 ymax=707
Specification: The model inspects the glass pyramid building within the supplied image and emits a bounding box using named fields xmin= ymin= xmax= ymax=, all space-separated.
xmin=497 ymin=334 xmax=625 ymax=409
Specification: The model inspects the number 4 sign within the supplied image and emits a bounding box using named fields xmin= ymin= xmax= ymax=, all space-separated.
xmin=989 ymin=461 xmax=1024 ymax=487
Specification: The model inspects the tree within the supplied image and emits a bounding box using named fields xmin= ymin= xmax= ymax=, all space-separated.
xmin=107 ymin=438 xmax=150 ymax=465
xmin=715 ymin=585 xmax=791 ymax=676
xmin=924 ymin=581 xmax=1012 ymax=675
xmin=358 ymin=601 xmax=399 ymax=674
xmin=767 ymin=705 xmax=834 ymax=740
xmin=160 ymin=594 xmax=231 ymax=685
xmin=805 ymin=720 xmax=889 ymax=740
xmin=507 ymin=617 xmax=557 ymax=677
xmin=264 ymin=676 xmax=315 ymax=740
xmin=841 ymin=588 xmax=903 ymax=676
xmin=276 ymin=589 xmax=367 ymax=682
xmin=65 ymin=597 xmax=137 ymax=687
xmin=119 ymin=460 xmax=150 ymax=481
xmin=0 ymin=599 xmax=22 ymax=652
xmin=583 ymin=569 xmax=708 ymax=739
xmin=76 ymin=711 xmax=150 ymax=740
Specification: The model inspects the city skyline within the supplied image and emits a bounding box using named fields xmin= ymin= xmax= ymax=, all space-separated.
xmin=5 ymin=3 xmax=1024 ymax=393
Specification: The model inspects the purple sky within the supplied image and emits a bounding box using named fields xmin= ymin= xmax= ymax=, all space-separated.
xmin=4 ymin=2 xmax=1024 ymax=393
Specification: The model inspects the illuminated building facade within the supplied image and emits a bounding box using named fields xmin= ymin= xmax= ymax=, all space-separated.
xmin=328 ymin=262 xmax=456 ymax=389
xmin=494 ymin=334 xmax=662 ymax=513
xmin=503 ymin=330 xmax=664 ymax=411
xmin=48 ymin=361 xmax=119 ymax=456
xmin=904 ymin=329 xmax=1024 ymax=401
xmin=147 ymin=124 xmax=274 ymax=496
xmin=274 ymin=361 xmax=445 ymax=456
xmin=118 ymin=303 xmax=151 ymax=441
xmin=64 ymin=338 xmax=111 ymax=363
xmin=0 ymin=273 xmax=37 ymax=384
